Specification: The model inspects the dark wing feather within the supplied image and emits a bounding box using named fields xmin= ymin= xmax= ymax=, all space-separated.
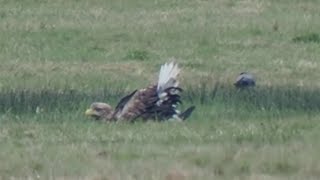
xmin=179 ymin=106 xmax=196 ymax=120
xmin=114 ymin=90 xmax=137 ymax=113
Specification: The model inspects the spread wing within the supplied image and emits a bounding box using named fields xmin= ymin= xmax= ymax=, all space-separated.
xmin=114 ymin=85 xmax=183 ymax=122
xmin=113 ymin=61 xmax=194 ymax=122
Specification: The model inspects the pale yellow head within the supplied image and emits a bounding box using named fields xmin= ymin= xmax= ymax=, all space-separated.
xmin=85 ymin=102 xmax=114 ymax=121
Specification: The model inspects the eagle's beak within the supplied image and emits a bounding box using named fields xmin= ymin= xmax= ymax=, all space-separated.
xmin=85 ymin=108 xmax=95 ymax=116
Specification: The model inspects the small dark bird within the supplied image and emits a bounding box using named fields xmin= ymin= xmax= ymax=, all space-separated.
xmin=234 ymin=72 xmax=256 ymax=89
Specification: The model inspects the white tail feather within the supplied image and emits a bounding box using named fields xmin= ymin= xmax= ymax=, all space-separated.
xmin=157 ymin=61 xmax=180 ymax=94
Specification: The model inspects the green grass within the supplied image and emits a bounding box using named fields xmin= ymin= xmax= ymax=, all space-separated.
xmin=0 ymin=0 xmax=320 ymax=179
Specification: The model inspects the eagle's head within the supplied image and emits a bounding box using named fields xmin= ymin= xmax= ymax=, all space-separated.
xmin=85 ymin=102 xmax=114 ymax=121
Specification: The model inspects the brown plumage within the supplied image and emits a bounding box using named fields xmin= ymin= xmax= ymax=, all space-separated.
xmin=85 ymin=62 xmax=195 ymax=122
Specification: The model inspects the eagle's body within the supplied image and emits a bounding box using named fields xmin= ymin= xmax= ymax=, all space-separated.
xmin=85 ymin=62 xmax=195 ymax=122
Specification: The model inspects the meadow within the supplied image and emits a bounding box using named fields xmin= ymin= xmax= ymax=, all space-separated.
xmin=0 ymin=0 xmax=320 ymax=179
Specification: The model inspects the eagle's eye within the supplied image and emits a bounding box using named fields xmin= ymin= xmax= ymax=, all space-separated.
xmin=95 ymin=107 xmax=104 ymax=112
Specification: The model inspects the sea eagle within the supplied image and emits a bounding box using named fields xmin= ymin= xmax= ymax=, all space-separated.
xmin=85 ymin=62 xmax=195 ymax=122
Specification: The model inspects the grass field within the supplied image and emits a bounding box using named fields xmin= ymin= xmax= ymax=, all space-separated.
xmin=1 ymin=0 xmax=320 ymax=179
